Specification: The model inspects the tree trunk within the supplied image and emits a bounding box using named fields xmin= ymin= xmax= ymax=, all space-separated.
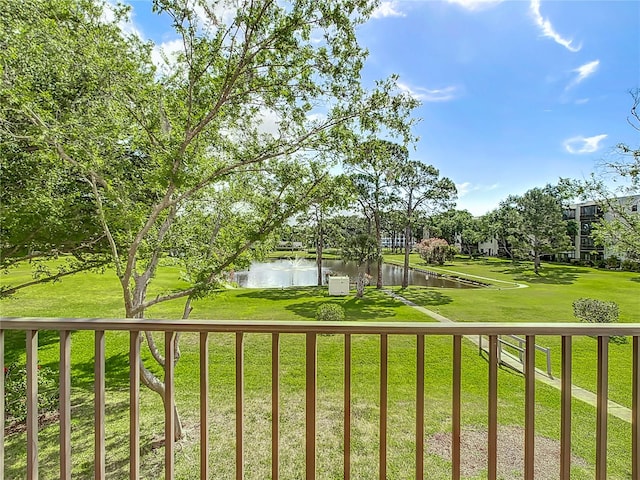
xmin=355 ymin=268 xmax=366 ymax=298
xmin=138 ymin=356 xmax=184 ymax=441
xmin=534 ymin=253 xmax=541 ymax=275
xmin=402 ymin=222 xmax=411 ymax=289
xmin=375 ymin=213 xmax=383 ymax=289
xmin=316 ymin=241 xmax=323 ymax=286
xmin=128 ymin=288 xmax=185 ymax=442
xmin=316 ymin=211 xmax=323 ymax=286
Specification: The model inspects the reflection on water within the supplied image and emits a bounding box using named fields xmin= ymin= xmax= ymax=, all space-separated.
xmin=234 ymin=258 xmax=476 ymax=289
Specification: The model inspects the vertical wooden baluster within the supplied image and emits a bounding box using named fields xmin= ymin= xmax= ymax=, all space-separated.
xmin=130 ymin=331 xmax=140 ymax=480
xmin=0 ymin=329 xmax=4 ymax=477
xmin=0 ymin=328 xmax=5 ymax=477
xmin=26 ymin=330 xmax=39 ymax=480
xmin=633 ymin=336 xmax=639 ymax=480
xmin=272 ymin=333 xmax=280 ymax=480
xmin=560 ymin=336 xmax=572 ymax=480
xmin=165 ymin=331 xmax=176 ymax=480
xmin=524 ymin=335 xmax=535 ymax=480
xmin=416 ymin=334 xmax=424 ymax=480
xmin=95 ymin=330 xmax=106 ymax=480
xmin=488 ymin=335 xmax=498 ymax=480
xmin=200 ymin=332 xmax=209 ymax=480
xmin=452 ymin=335 xmax=462 ymax=480
xmin=236 ymin=332 xmax=244 ymax=480
xmin=306 ymin=333 xmax=317 ymax=480
xmin=344 ymin=334 xmax=351 ymax=480
xmin=380 ymin=334 xmax=388 ymax=480
xmin=596 ymin=335 xmax=608 ymax=480
xmin=60 ymin=330 xmax=72 ymax=480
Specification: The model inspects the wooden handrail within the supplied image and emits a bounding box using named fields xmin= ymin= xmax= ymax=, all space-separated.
xmin=2 ymin=317 xmax=639 ymax=335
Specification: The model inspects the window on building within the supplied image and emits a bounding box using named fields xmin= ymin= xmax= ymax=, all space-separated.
xmin=632 ymin=204 xmax=638 ymax=212
xmin=580 ymin=236 xmax=594 ymax=248
xmin=580 ymin=205 xmax=603 ymax=218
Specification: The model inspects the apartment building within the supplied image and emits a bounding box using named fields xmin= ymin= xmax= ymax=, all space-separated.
xmin=563 ymin=194 xmax=639 ymax=261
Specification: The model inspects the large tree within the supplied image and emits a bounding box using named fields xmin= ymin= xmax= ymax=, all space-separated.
xmin=296 ymin=172 xmax=353 ymax=285
xmin=506 ymin=187 xmax=572 ymax=274
xmin=389 ymin=160 xmax=456 ymax=288
xmin=1 ymin=0 xmax=418 ymax=439
xmin=346 ymin=139 xmax=409 ymax=289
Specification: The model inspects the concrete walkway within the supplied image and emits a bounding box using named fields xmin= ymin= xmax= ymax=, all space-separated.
xmin=384 ymin=289 xmax=632 ymax=423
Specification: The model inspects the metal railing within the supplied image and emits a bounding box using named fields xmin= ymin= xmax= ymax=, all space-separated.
xmin=1 ymin=317 xmax=639 ymax=480
xmin=478 ymin=334 xmax=553 ymax=377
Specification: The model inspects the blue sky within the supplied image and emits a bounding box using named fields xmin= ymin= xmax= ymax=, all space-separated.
xmin=122 ymin=0 xmax=639 ymax=215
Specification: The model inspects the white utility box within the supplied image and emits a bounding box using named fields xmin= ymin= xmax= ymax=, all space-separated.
xmin=328 ymin=276 xmax=350 ymax=296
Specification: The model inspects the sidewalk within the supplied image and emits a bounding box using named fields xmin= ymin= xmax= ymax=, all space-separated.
xmin=384 ymin=289 xmax=632 ymax=423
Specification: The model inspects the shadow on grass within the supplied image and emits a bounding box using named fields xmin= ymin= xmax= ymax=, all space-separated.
xmin=396 ymin=287 xmax=454 ymax=308
xmin=236 ymin=287 xmax=440 ymax=321
xmin=630 ymin=276 xmax=640 ymax=283
xmin=3 ymin=398 xmax=138 ymax=479
xmin=491 ymin=264 xmax=590 ymax=285
xmin=235 ymin=286 xmax=325 ymax=302
xmin=70 ymin=352 xmax=132 ymax=390
xmin=290 ymin=295 xmax=402 ymax=321
xmin=3 ymin=329 xmax=61 ymax=366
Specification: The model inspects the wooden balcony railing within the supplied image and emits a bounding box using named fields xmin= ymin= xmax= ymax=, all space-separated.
xmin=1 ymin=317 xmax=639 ymax=479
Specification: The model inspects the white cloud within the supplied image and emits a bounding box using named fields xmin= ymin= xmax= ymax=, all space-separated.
xmin=371 ymin=1 xmax=406 ymax=19
xmin=571 ymin=60 xmax=600 ymax=86
xmin=102 ymin=1 xmax=143 ymax=39
xmin=564 ymin=134 xmax=608 ymax=154
xmin=445 ymin=0 xmax=504 ymax=11
xmin=192 ymin=2 xmax=238 ymax=30
xmin=530 ymin=0 xmax=581 ymax=52
xmin=396 ymin=81 xmax=459 ymax=102
xmin=151 ymin=39 xmax=184 ymax=73
xmin=565 ymin=60 xmax=599 ymax=91
xmin=255 ymin=108 xmax=282 ymax=137
xmin=455 ymin=182 xmax=499 ymax=197
xmin=456 ymin=181 xmax=473 ymax=196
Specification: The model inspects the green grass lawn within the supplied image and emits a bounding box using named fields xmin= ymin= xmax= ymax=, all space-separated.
xmin=1 ymin=258 xmax=638 ymax=478
xmin=385 ymin=255 xmax=639 ymax=411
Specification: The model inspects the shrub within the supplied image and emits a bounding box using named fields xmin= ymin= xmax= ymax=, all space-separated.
xmin=605 ymin=256 xmax=621 ymax=269
xmin=621 ymin=259 xmax=640 ymax=272
xmin=4 ymin=363 xmax=59 ymax=426
xmin=415 ymin=238 xmax=456 ymax=265
xmin=573 ymin=298 xmax=619 ymax=323
xmin=316 ymin=303 xmax=346 ymax=322
xmin=572 ymin=298 xmax=626 ymax=344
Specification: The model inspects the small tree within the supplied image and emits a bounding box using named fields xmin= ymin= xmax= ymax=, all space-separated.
xmin=415 ymin=238 xmax=455 ymax=265
xmin=341 ymin=233 xmax=378 ymax=297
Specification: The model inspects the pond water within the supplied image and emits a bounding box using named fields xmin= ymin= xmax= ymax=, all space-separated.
xmin=234 ymin=258 xmax=477 ymax=289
